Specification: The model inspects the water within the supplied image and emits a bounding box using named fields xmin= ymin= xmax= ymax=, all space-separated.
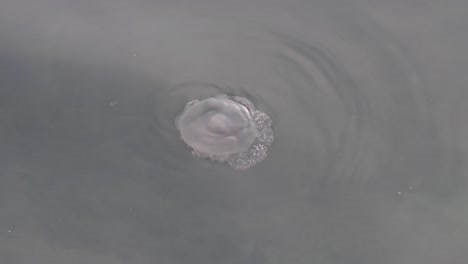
xmin=0 ymin=0 xmax=467 ymax=263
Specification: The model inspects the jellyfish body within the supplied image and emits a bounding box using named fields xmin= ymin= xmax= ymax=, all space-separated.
xmin=178 ymin=96 xmax=257 ymax=155
xmin=176 ymin=95 xmax=273 ymax=170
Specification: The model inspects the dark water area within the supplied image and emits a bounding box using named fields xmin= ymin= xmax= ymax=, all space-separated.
xmin=1 ymin=0 xmax=467 ymax=263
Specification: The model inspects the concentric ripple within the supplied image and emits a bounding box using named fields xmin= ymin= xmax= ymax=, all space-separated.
xmin=148 ymin=4 xmax=442 ymax=188
xmin=175 ymin=94 xmax=274 ymax=170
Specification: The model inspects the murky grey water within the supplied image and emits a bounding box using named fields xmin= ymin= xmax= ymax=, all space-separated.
xmin=1 ymin=0 xmax=467 ymax=263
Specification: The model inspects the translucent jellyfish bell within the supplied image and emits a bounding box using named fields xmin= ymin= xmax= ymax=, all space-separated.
xmin=176 ymin=95 xmax=274 ymax=170
xmin=178 ymin=97 xmax=257 ymax=155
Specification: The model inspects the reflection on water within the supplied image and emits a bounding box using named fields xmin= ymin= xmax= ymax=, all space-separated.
xmin=0 ymin=0 xmax=467 ymax=263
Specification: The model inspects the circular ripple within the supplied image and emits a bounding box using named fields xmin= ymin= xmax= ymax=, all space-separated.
xmin=148 ymin=5 xmax=440 ymax=189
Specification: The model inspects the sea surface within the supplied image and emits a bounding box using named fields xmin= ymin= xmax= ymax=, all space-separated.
xmin=1 ymin=0 xmax=467 ymax=263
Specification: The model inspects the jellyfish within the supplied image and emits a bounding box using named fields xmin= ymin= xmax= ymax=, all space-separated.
xmin=176 ymin=95 xmax=274 ymax=170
